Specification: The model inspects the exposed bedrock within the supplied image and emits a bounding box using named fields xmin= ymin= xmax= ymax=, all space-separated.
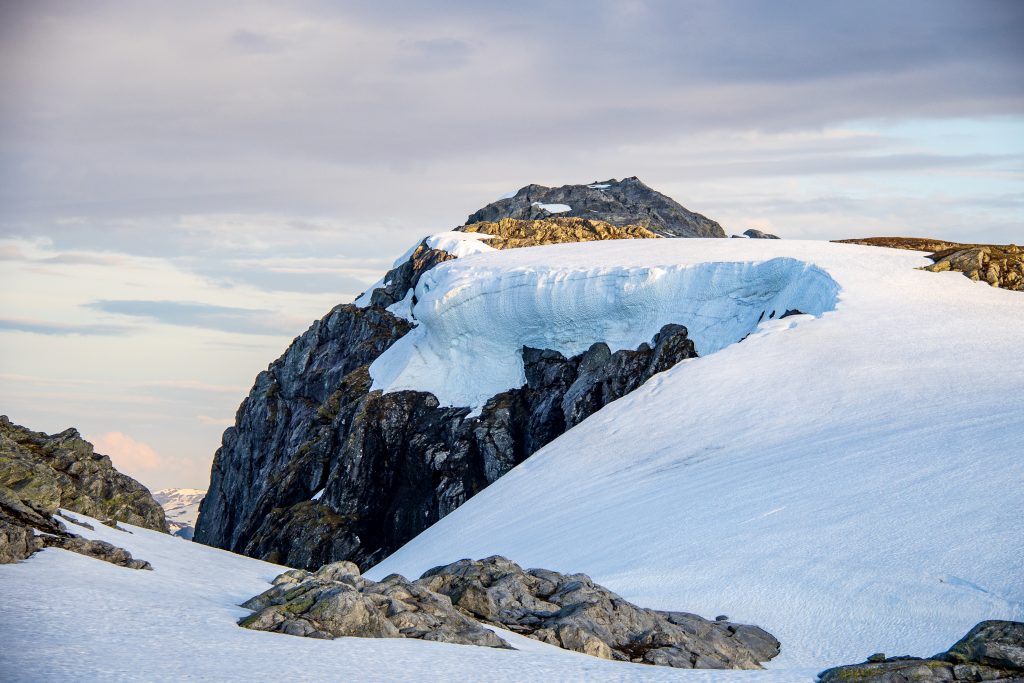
xmin=239 ymin=555 xmax=779 ymax=669
xmin=0 ymin=416 xmax=159 ymax=568
xmin=465 ymin=177 xmax=726 ymax=238
xmin=194 ymin=306 xmax=697 ymax=569
xmin=818 ymin=620 xmax=1024 ymax=682
xmin=835 ymin=237 xmax=1023 ymax=291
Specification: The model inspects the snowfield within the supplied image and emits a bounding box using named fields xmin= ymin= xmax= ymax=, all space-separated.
xmin=2 ymin=238 xmax=1020 ymax=681
xmin=0 ymin=510 xmax=813 ymax=681
xmin=367 ymin=239 xmax=1024 ymax=666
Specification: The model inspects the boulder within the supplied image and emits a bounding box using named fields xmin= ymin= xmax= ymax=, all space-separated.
xmin=238 ymin=562 xmax=509 ymax=648
xmin=417 ymin=556 xmax=779 ymax=669
xmin=818 ymin=620 xmax=1024 ymax=682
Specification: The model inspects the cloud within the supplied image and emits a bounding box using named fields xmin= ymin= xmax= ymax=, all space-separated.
xmin=90 ymin=431 xmax=163 ymax=473
xmin=83 ymin=299 xmax=301 ymax=335
xmin=0 ymin=317 xmax=132 ymax=336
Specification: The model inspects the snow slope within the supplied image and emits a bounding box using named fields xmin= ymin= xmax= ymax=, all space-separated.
xmin=0 ymin=510 xmax=812 ymax=681
xmin=367 ymin=239 xmax=1024 ymax=667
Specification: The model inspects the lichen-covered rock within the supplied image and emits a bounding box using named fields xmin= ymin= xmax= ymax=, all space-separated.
xmin=238 ymin=561 xmax=509 ymax=648
xmin=196 ymin=321 xmax=697 ymax=570
xmin=416 ymin=556 xmax=779 ymax=669
xmin=923 ymin=245 xmax=1023 ymax=291
xmin=459 ymin=216 xmax=659 ymax=249
xmin=833 ymin=237 xmax=1023 ymax=292
xmin=38 ymin=533 xmax=152 ymax=570
xmin=465 ymin=177 xmax=726 ymax=238
xmin=0 ymin=417 xmax=160 ymax=568
xmin=817 ymin=620 xmax=1024 ymax=682
xmin=0 ymin=416 xmax=167 ymax=532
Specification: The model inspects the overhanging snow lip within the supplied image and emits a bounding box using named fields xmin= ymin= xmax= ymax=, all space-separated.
xmin=369 ymin=256 xmax=841 ymax=411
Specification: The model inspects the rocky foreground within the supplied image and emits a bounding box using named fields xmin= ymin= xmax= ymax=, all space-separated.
xmin=0 ymin=415 xmax=163 ymax=568
xmin=818 ymin=620 xmax=1024 ymax=682
xmin=240 ymin=555 xmax=779 ymax=670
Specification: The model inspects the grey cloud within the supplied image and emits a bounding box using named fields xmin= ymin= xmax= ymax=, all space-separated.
xmin=0 ymin=318 xmax=132 ymax=336
xmin=84 ymin=300 xmax=300 ymax=336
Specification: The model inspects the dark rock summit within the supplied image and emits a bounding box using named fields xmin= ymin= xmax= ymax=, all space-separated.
xmin=195 ymin=316 xmax=697 ymax=570
xmin=818 ymin=620 xmax=1024 ymax=682
xmin=0 ymin=416 xmax=160 ymax=568
xmin=196 ymin=182 xmax=720 ymax=569
xmin=465 ymin=178 xmax=726 ymax=238
xmin=239 ymin=555 xmax=779 ymax=670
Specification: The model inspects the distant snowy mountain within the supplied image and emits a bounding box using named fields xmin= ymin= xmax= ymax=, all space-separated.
xmin=154 ymin=488 xmax=205 ymax=539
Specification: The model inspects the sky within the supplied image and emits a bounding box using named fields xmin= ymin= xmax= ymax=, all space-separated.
xmin=1 ymin=0 xmax=1022 ymax=490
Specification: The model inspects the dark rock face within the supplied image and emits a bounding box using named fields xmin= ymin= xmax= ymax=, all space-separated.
xmin=0 ymin=417 xmax=157 ymax=569
xmin=195 ymin=310 xmax=697 ymax=570
xmin=465 ymin=178 xmax=726 ymax=238
xmin=241 ymin=555 xmax=779 ymax=669
xmin=366 ymin=241 xmax=456 ymax=309
xmin=193 ymin=304 xmax=413 ymax=556
xmin=238 ymin=560 xmax=509 ymax=648
xmin=818 ymin=620 xmax=1024 ymax=682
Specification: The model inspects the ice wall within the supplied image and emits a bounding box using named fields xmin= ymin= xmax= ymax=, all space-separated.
xmin=369 ymin=256 xmax=840 ymax=410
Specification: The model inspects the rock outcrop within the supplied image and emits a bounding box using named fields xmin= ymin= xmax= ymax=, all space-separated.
xmin=195 ymin=319 xmax=697 ymax=570
xmin=0 ymin=416 xmax=167 ymax=532
xmin=366 ymin=241 xmax=456 ymax=309
xmin=419 ymin=556 xmax=779 ymax=668
xmin=818 ymin=620 xmax=1024 ymax=682
xmin=239 ymin=560 xmax=509 ymax=648
xmin=466 ymin=178 xmax=726 ymax=238
xmin=239 ymin=555 xmax=779 ymax=670
xmin=0 ymin=416 xmax=159 ymax=568
xmin=459 ymin=216 xmax=659 ymax=249
xmin=835 ymin=237 xmax=1023 ymax=291
xmin=742 ymin=228 xmax=780 ymax=239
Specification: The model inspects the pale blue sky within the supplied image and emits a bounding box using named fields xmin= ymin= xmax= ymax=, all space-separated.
xmin=1 ymin=0 xmax=1021 ymax=489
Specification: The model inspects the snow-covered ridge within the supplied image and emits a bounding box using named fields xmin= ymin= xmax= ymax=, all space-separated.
xmin=369 ymin=245 xmax=839 ymax=410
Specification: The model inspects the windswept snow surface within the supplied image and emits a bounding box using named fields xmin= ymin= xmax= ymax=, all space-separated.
xmin=367 ymin=239 xmax=1024 ymax=668
xmin=0 ymin=510 xmax=811 ymax=682
xmin=370 ymin=243 xmax=840 ymax=410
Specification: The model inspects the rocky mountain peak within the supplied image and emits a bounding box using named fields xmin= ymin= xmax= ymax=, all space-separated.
xmin=465 ymin=177 xmax=726 ymax=238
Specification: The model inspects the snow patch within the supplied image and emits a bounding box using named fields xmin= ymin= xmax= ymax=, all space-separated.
xmin=587 ymin=184 xmax=611 ymax=189
xmin=531 ymin=202 xmax=572 ymax=213
xmin=311 ymin=488 xmax=325 ymax=501
xmin=370 ymin=253 xmax=839 ymax=411
xmin=385 ymin=288 xmax=416 ymax=322
xmin=425 ymin=231 xmax=497 ymax=258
